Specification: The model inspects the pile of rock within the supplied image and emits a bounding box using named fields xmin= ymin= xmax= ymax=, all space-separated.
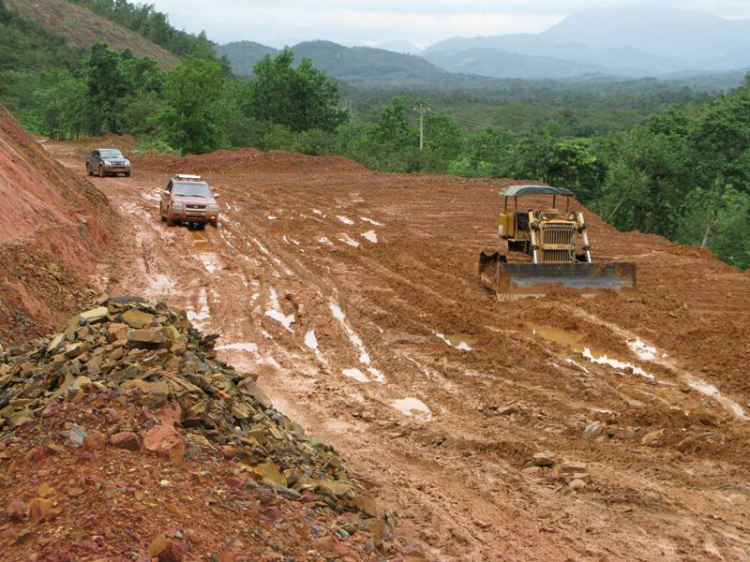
xmin=532 ymin=451 xmax=592 ymax=492
xmin=0 ymin=296 xmax=366 ymax=512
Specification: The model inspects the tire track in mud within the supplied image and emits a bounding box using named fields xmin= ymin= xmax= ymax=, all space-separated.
xmin=44 ymin=141 xmax=750 ymax=562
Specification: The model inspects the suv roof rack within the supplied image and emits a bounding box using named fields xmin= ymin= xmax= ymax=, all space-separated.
xmin=174 ymin=174 xmax=203 ymax=181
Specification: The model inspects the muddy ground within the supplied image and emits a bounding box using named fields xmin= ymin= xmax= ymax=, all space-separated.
xmin=43 ymin=139 xmax=750 ymax=561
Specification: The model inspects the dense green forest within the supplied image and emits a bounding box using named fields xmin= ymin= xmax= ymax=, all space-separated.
xmin=0 ymin=0 xmax=748 ymax=269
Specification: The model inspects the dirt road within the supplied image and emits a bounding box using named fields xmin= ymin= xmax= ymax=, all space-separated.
xmin=45 ymin=141 xmax=750 ymax=561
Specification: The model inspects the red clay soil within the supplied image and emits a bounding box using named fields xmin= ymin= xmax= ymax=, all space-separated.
xmin=0 ymin=107 xmax=113 ymax=344
xmin=133 ymin=148 xmax=368 ymax=176
xmin=0 ymin=390 xmax=386 ymax=562
xmin=15 ymin=136 xmax=750 ymax=561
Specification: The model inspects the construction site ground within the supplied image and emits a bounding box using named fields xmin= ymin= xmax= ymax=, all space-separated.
xmin=40 ymin=139 xmax=750 ymax=561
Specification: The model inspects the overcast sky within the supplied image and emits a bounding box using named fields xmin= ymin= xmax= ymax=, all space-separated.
xmin=147 ymin=0 xmax=750 ymax=47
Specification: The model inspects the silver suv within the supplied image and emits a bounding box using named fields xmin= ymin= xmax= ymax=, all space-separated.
xmin=159 ymin=175 xmax=220 ymax=227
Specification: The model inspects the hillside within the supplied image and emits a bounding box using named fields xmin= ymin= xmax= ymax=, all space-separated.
xmin=0 ymin=106 xmax=111 ymax=343
xmin=215 ymin=40 xmax=278 ymax=75
xmin=3 ymin=0 xmax=179 ymax=69
xmin=219 ymin=39 xmax=524 ymax=90
xmin=425 ymin=34 xmax=680 ymax=77
xmin=423 ymin=47 xmax=606 ymax=80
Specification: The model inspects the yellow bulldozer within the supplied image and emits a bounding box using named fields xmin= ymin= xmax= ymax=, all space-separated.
xmin=479 ymin=185 xmax=636 ymax=297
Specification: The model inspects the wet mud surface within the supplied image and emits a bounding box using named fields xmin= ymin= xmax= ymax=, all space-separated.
xmin=43 ymin=140 xmax=750 ymax=561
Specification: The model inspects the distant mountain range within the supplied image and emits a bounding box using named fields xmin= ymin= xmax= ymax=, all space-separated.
xmin=216 ymin=40 xmax=508 ymax=90
xmin=217 ymin=6 xmax=750 ymax=88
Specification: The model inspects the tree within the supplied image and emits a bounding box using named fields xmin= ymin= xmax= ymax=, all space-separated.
xmin=86 ymin=42 xmax=129 ymax=133
xmin=33 ymin=70 xmax=89 ymax=140
xmin=155 ymin=58 xmax=226 ymax=154
xmin=424 ymin=114 xmax=463 ymax=161
xmin=371 ymin=96 xmax=417 ymax=150
xmin=247 ymin=50 xmax=348 ymax=133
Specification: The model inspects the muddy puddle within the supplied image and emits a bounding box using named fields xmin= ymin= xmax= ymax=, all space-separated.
xmin=190 ymin=230 xmax=210 ymax=251
xmin=528 ymin=324 xmax=655 ymax=380
xmin=444 ymin=334 xmax=476 ymax=349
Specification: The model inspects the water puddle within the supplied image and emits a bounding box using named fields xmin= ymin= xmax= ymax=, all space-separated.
xmin=265 ymin=288 xmax=295 ymax=331
xmin=367 ymin=367 xmax=386 ymax=384
xmin=627 ymin=339 xmax=661 ymax=361
xmin=148 ymin=274 xmax=173 ymax=295
xmin=216 ymin=342 xmax=259 ymax=353
xmin=685 ymin=378 xmax=747 ymax=418
xmin=436 ymin=332 xmax=473 ymax=351
xmin=392 ymin=398 xmax=432 ymax=420
xmin=343 ymin=368 xmax=369 ymax=383
xmin=304 ymin=330 xmax=318 ymax=351
xmin=530 ymin=325 xmax=586 ymax=353
xmin=532 ymin=319 xmax=747 ymax=418
xmin=330 ymin=302 xmax=385 ymax=383
xmin=186 ymin=289 xmax=211 ymax=329
xmin=337 ymin=215 xmax=354 ymax=225
xmin=339 ymin=234 xmax=360 ymax=248
xmin=190 ymin=230 xmax=210 ymax=251
xmin=361 ymin=230 xmax=378 ymax=244
xmin=529 ymin=324 xmax=654 ymax=380
xmin=361 ymin=217 xmax=384 ymax=227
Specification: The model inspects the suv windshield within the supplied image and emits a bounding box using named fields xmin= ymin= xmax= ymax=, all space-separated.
xmin=174 ymin=182 xmax=212 ymax=198
xmin=100 ymin=150 xmax=124 ymax=158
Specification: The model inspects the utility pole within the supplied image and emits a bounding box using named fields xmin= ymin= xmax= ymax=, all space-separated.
xmin=413 ymin=104 xmax=430 ymax=151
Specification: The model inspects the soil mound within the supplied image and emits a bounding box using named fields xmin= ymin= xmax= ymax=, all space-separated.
xmin=0 ymin=106 xmax=111 ymax=345
xmin=0 ymin=296 xmax=395 ymax=560
xmin=135 ymin=147 xmax=369 ymax=176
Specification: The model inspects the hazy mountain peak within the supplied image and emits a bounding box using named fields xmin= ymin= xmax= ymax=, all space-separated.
xmin=375 ymin=40 xmax=423 ymax=55
xmin=544 ymin=5 xmax=750 ymax=62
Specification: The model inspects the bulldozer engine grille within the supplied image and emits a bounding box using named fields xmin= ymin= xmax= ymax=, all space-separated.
xmin=541 ymin=225 xmax=575 ymax=247
xmin=541 ymin=249 xmax=573 ymax=263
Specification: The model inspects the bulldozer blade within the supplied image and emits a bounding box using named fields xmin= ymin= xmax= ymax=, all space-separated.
xmin=479 ymin=252 xmax=636 ymax=297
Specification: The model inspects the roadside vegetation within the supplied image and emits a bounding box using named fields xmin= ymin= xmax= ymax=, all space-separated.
xmin=0 ymin=0 xmax=748 ymax=268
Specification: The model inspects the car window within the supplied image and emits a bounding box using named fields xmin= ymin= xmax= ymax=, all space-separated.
xmin=166 ymin=181 xmax=172 ymax=193
xmin=92 ymin=151 xmax=99 ymax=157
xmin=173 ymin=182 xmax=212 ymax=198
xmin=100 ymin=150 xmax=124 ymax=158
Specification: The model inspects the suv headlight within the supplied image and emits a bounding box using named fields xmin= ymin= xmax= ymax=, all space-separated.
xmin=172 ymin=202 xmax=184 ymax=210
xmin=102 ymin=160 xmax=112 ymax=166
xmin=208 ymin=204 xmax=219 ymax=213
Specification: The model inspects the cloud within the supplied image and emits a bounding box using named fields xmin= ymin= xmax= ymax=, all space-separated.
xmin=148 ymin=0 xmax=750 ymax=46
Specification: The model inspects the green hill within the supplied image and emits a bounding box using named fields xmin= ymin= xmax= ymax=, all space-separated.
xmin=4 ymin=0 xmax=179 ymax=69
xmin=219 ymin=39 xmax=522 ymax=90
xmin=422 ymin=47 xmax=606 ymax=80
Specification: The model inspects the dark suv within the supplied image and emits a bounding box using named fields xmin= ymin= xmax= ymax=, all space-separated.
xmin=160 ymin=175 xmax=220 ymax=227
xmin=85 ymin=148 xmax=132 ymax=177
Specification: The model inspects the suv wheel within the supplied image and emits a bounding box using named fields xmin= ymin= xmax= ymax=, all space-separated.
xmin=166 ymin=212 xmax=175 ymax=227
xmin=86 ymin=163 xmax=92 ymax=176
xmin=99 ymin=165 xmax=105 ymax=178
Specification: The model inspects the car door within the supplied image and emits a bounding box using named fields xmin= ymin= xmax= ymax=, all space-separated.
xmin=88 ymin=150 xmax=97 ymax=167
xmin=162 ymin=181 xmax=173 ymax=214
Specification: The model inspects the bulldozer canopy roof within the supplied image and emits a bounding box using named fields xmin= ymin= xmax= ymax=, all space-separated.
xmin=499 ymin=185 xmax=575 ymax=198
